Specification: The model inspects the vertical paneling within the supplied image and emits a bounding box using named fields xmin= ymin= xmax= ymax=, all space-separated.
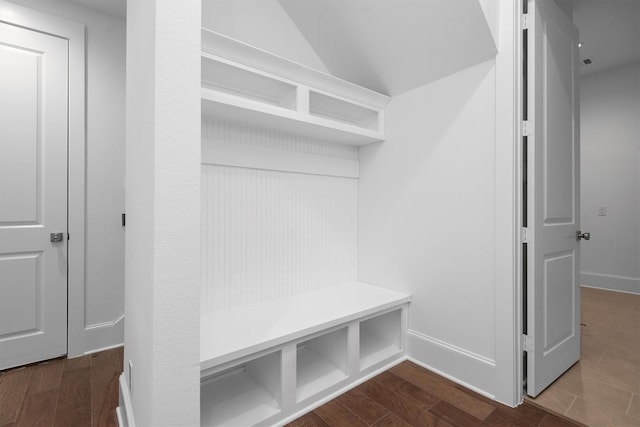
xmin=202 ymin=118 xmax=358 ymax=161
xmin=201 ymin=120 xmax=358 ymax=313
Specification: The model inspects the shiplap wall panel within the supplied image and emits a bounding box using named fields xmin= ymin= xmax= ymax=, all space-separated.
xmin=202 ymin=118 xmax=358 ymax=161
xmin=201 ymin=119 xmax=358 ymax=313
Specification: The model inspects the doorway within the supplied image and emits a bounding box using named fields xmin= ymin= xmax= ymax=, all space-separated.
xmin=0 ymin=22 xmax=69 ymax=370
xmin=526 ymin=1 xmax=640 ymax=424
xmin=0 ymin=0 xmax=87 ymax=368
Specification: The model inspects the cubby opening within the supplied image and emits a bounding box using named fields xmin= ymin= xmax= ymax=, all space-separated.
xmin=296 ymin=327 xmax=348 ymax=402
xmin=359 ymin=309 xmax=403 ymax=371
xmin=309 ymin=90 xmax=380 ymax=131
xmin=201 ymin=351 xmax=281 ymax=426
xmin=202 ymin=55 xmax=297 ymax=110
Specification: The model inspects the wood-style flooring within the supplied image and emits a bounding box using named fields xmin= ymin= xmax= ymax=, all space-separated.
xmin=529 ymin=287 xmax=640 ymax=426
xmin=5 ymin=301 xmax=635 ymax=427
xmin=288 ymin=361 xmax=583 ymax=427
xmin=0 ymin=347 xmax=122 ymax=427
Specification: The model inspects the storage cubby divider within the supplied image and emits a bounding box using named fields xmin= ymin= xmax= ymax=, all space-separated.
xmin=359 ymin=309 xmax=404 ymax=371
xmin=201 ymin=28 xmax=389 ymax=146
xmin=309 ymin=90 xmax=380 ymax=131
xmin=201 ymin=351 xmax=281 ymax=427
xmin=296 ymin=327 xmax=348 ymax=402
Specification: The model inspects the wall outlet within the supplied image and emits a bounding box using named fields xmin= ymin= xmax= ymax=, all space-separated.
xmin=598 ymin=205 xmax=607 ymax=216
xmin=128 ymin=360 xmax=133 ymax=395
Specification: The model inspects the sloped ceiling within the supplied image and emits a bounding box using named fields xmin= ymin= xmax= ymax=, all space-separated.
xmin=279 ymin=0 xmax=498 ymax=96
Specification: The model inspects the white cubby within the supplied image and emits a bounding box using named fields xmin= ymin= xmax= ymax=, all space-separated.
xmin=199 ymin=283 xmax=409 ymax=426
xmin=201 ymin=351 xmax=281 ymax=427
xmin=309 ymin=90 xmax=380 ymax=131
xmin=359 ymin=309 xmax=403 ymax=371
xmin=200 ymin=29 xmax=388 ymax=146
xmin=296 ymin=328 xmax=348 ymax=402
xmin=202 ymin=54 xmax=297 ymax=110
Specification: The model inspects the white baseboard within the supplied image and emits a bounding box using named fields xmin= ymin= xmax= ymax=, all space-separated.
xmin=117 ymin=374 xmax=135 ymax=427
xmin=406 ymin=330 xmax=496 ymax=401
xmin=581 ymin=272 xmax=640 ymax=295
xmin=83 ymin=315 xmax=125 ymax=355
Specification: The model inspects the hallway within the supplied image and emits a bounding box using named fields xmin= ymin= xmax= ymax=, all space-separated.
xmin=529 ymin=287 xmax=640 ymax=426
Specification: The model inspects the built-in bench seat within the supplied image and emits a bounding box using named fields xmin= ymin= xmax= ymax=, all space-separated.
xmin=200 ymin=281 xmax=410 ymax=426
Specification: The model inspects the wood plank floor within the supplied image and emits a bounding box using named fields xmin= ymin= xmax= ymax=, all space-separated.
xmin=288 ymin=361 xmax=584 ymax=427
xmin=0 ymin=347 xmax=122 ymax=427
xmin=529 ymin=287 xmax=640 ymax=426
xmin=4 ymin=340 xmax=625 ymax=426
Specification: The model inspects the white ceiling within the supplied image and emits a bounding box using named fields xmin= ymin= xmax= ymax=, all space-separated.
xmin=64 ymin=0 xmax=125 ymax=20
xmin=279 ymin=0 xmax=497 ymax=96
xmin=63 ymin=1 xmax=638 ymax=85
xmin=558 ymin=0 xmax=640 ymax=75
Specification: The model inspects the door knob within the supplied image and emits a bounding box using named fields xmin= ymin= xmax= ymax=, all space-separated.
xmin=50 ymin=232 xmax=64 ymax=242
xmin=576 ymin=231 xmax=590 ymax=241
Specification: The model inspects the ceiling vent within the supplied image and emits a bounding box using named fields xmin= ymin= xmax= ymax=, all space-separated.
xmin=581 ymin=57 xmax=593 ymax=66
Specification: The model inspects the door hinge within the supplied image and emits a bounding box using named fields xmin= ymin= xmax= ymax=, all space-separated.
xmin=521 ymin=227 xmax=534 ymax=243
xmin=523 ymin=120 xmax=532 ymax=136
xmin=522 ymin=13 xmax=529 ymax=30
xmin=523 ymin=334 xmax=534 ymax=352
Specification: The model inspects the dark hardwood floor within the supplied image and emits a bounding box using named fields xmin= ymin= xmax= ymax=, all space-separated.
xmin=3 ymin=350 xmax=582 ymax=427
xmin=288 ymin=362 xmax=585 ymax=427
xmin=0 ymin=347 xmax=122 ymax=427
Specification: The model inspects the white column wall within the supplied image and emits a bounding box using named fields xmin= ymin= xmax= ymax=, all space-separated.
xmin=124 ymin=0 xmax=201 ymax=425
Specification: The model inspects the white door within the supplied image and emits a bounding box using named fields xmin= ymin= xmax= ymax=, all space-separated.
xmin=0 ymin=22 xmax=69 ymax=370
xmin=525 ymin=0 xmax=581 ymax=397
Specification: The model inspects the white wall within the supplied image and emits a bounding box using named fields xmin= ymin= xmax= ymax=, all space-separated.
xmin=202 ymin=0 xmax=328 ymax=73
xmin=124 ymin=0 xmax=201 ymax=425
xmin=359 ymin=58 xmax=500 ymax=385
xmin=580 ymin=62 xmax=640 ymax=294
xmin=358 ymin=1 xmax=519 ymax=404
xmin=7 ymin=0 xmax=125 ymax=354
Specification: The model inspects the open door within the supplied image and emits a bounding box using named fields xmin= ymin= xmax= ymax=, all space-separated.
xmin=0 ymin=22 xmax=69 ymax=370
xmin=525 ymin=0 xmax=582 ymax=397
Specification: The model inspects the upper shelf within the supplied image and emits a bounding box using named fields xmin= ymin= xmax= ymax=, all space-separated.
xmin=201 ymin=29 xmax=390 ymax=146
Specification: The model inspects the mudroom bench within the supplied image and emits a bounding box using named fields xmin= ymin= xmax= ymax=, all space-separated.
xmin=200 ymin=281 xmax=410 ymax=426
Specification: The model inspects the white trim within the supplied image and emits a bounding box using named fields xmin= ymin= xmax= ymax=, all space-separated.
xmin=82 ymin=315 xmax=125 ymax=355
xmin=0 ymin=1 xmax=87 ymax=357
xmin=407 ymin=331 xmax=499 ymax=398
xmin=408 ymin=330 xmax=496 ymax=366
xmin=83 ymin=342 xmax=124 ymax=356
xmin=117 ymin=374 xmax=136 ymax=427
xmin=513 ymin=0 xmax=526 ymax=407
xmin=202 ymin=139 xmax=360 ymax=178
xmin=406 ymin=356 xmax=496 ymax=401
xmin=581 ymin=273 xmax=640 ymax=295
xmin=494 ymin=0 xmax=522 ymax=408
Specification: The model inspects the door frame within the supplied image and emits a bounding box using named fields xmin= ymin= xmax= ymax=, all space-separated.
xmin=0 ymin=1 xmax=86 ymax=358
xmin=514 ymin=0 xmax=528 ymax=406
